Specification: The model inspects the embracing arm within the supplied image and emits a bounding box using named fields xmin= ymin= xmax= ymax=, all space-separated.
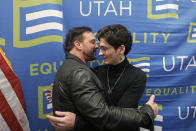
xmin=44 ymin=84 xmax=92 ymax=130
xmin=70 ymin=68 xmax=156 ymax=130
xmin=116 ymin=70 xmax=155 ymax=130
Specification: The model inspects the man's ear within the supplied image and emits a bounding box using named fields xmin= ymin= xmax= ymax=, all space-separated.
xmin=74 ymin=40 xmax=82 ymax=50
xmin=118 ymin=45 xmax=125 ymax=55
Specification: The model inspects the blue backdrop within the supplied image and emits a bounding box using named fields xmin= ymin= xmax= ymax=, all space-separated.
xmin=0 ymin=0 xmax=196 ymax=131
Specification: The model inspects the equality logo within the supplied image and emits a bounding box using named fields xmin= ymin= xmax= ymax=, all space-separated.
xmin=187 ymin=22 xmax=196 ymax=43
xmin=128 ymin=57 xmax=151 ymax=77
xmin=38 ymin=85 xmax=53 ymax=119
xmin=147 ymin=0 xmax=179 ymax=19
xmin=13 ymin=0 xmax=63 ymax=48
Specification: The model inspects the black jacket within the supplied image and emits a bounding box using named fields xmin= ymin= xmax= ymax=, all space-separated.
xmin=52 ymin=53 xmax=154 ymax=131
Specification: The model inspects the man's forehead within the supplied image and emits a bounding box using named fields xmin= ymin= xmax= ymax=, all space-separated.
xmin=83 ymin=31 xmax=95 ymax=39
xmin=100 ymin=39 xmax=108 ymax=46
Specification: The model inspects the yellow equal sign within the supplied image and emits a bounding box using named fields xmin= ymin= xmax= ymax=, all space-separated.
xmin=187 ymin=22 xmax=196 ymax=43
xmin=128 ymin=57 xmax=150 ymax=77
xmin=147 ymin=0 xmax=179 ymax=19
xmin=13 ymin=0 xmax=63 ymax=48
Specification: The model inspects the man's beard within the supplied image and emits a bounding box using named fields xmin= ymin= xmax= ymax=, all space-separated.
xmin=83 ymin=51 xmax=96 ymax=61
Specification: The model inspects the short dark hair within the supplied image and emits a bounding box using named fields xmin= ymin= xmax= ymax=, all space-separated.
xmin=96 ymin=24 xmax=132 ymax=55
xmin=63 ymin=26 xmax=92 ymax=53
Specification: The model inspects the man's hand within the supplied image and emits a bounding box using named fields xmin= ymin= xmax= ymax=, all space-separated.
xmin=44 ymin=83 xmax=53 ymax=103
xmin=146 ymin=95 xmax=158 ymax=118
xmin=46 ymin=111 xmax=76 ymax=131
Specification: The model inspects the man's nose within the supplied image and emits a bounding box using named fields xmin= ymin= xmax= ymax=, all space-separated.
xmin=98 ymin=49 xmax=103 ymax=56
xmin=95 ymin=44 xmax=99 ymax=49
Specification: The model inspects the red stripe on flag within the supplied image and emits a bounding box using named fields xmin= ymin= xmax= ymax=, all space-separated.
xmin=0 ymin=91 xmax=23 ymax=131
xmin=0 ymin=53 xmax=26 ymax=112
